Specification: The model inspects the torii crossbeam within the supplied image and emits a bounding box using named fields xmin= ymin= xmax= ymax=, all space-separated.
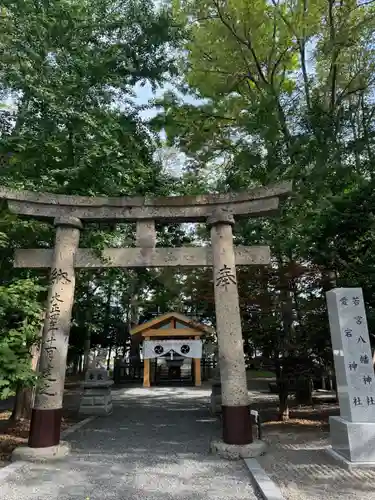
xmin=14 ymin=246 xmax=271 ymax=268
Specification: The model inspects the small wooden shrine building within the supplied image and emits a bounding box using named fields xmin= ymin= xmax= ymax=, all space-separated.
xmin=130 ymin=312 xmax=213 ymax=388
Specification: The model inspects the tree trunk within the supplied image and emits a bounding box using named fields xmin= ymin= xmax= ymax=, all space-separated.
xmin=122 ymin=342 xmax=127 ymax=358
xmin=278 ymin=380 xmax=289 ymax=421
xmin=83 ymin=329 xmax=92 ymax=374
xmin=82 ymin=283 xmax=100 ymax=374
xmin=328 ymin=373 xmax=333 ymax=391
xmin=275 ymin=358 xmax=290 ymax=421
xmin=277 ymin=261 xmax=294 ymax=422
xmin=128 ymin=284 xmax=141 ymax=377
xmin=72 ymin=353 xmax=79 ymax=375
xmin=107 ymin=346 xmax=112 ymax=370
xmin=295 ymin=377 xmax=313 ymax=406
xmin=11 ymin=386 xmax=34 ymax=421
xmin=11 ymin=324 xmax=43 ymax=421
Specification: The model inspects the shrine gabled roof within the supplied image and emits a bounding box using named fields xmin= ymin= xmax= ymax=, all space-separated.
xmin=130 ymin=312 xmax=213 ymax=336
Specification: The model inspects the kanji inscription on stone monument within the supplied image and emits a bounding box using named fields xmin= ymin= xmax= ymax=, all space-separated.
xmin=326 ymin=288 xmax=375 ymax=423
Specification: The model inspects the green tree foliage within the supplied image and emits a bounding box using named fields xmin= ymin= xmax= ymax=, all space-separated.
xmin=0 ymin=0 xmax=183 ymax=399
xmin=150 ymin=0 xmax=375 ymax=417
xmin=0 ymin=279 xmax=44 ymax=399
xmin=0 ymin=0 xmax=179 ymax=194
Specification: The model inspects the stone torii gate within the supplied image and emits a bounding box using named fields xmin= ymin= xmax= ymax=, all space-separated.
xmin=1 ymin=181 xmax=291 ymax=459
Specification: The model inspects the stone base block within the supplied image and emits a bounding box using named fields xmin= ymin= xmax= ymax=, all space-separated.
xmin=79 ymin=402 xmax=113 ymax=416
xmin=210 ymin=439 xmax=267 ymax=460
xmin=11 ymin=442 xmax=70 ymax=462
xmin=326 ymin=447 xmax=375 ymax=470
xmin=329 ymin=416 xmax=375 ymax=464
xmin=79 ymin=385 xmax=113 ymax=416
xmin=210 ymin=393 xmax=222 ymax=415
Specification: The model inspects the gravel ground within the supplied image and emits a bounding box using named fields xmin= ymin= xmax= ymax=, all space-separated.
xmin=246 ymin=389 xmax=375 ymax=500
xmin=0 ymin=387 xmax=259 ymax=500
xmin=0 ymin=388 xmax=86 ymax=469
xmin=257 ymin=425 xmax=375 ymax=500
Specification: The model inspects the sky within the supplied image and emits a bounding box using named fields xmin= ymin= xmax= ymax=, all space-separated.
xmin=132 ymin=80 xmax=201 ymax=117
xmin=132 ymin=81 xmax=168 ymax=121
xmin=131 ymin=81 xmax=201 ymax=175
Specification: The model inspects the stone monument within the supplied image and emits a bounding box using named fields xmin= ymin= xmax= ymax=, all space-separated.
xmin=326 ymin=287 xmax=375 ymax=467
xmin=93 ymin=348 xmax=108 ymax=369
xmin=79 ymin=368 xmax=113 ymax=416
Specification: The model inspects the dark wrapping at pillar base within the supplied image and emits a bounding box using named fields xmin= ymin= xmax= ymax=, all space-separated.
xmin=222 ymin=405 xmax=253 ymax=445
xmin=28 ymin=408 xmax=62 ymax=448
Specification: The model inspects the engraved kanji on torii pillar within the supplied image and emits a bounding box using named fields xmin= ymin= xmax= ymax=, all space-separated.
xmin=29 ymin=216 xmax=82 ymax=450
xmin=208 ymin=209 xmax=251 ymax=445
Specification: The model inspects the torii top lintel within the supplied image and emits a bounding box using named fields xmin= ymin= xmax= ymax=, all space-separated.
xmin=0 ymin=181 xmax=292 ymax=223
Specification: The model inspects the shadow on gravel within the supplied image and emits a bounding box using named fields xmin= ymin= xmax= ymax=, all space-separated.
xmin=1 ymin=387 xmax=258 ymax=500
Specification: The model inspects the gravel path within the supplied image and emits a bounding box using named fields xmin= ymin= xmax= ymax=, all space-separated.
xmin=257 ymin=424 xmax=375 ymax=500
xmin=0 ymin=387 xmax=259 ymax=500
xmin=246 ymin=389 xmax=375 ymax=499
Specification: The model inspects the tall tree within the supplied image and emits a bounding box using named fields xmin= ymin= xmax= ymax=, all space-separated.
xmin=151 ymin=0 xmax=375 ymax=418
xmin=0 ymin=0 xmax=183 ymax=411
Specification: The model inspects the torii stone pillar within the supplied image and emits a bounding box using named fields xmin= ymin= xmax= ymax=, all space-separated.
xmin=16 ymin=216 xmax=82 ymax=459
xmin=208 ymin=209 xmax=266 ymax=459
xmin=208 ymin=209 xmax=251 ymax=445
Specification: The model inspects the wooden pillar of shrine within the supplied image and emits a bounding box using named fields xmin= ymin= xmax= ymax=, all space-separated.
xmin=143 ymin=337 xmax=151 ymax=387
xmin=194 ymin=336 xmax=202 ymax=386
